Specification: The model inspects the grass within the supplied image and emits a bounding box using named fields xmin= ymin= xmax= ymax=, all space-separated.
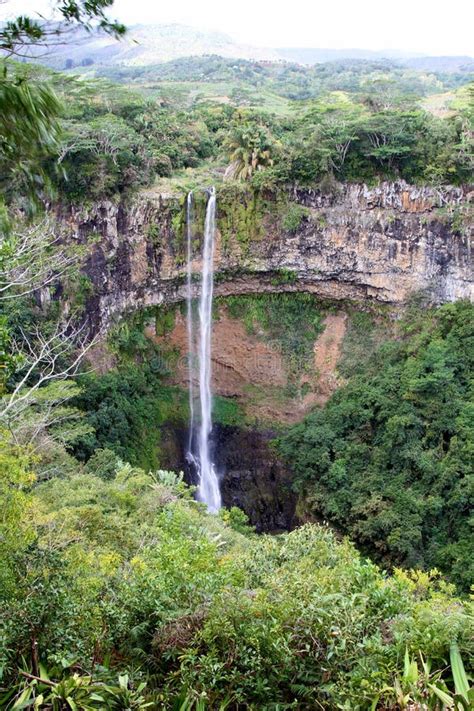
xmin=119 ymin=78 xmax=296 ymax=116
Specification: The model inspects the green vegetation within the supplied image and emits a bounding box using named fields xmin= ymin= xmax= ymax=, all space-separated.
xmin=281 ymin=204 xmax=310 ymax=233
xmin=0 ymin=2 xmax=125 ymax=210
xmin=224 ymin=293 xmax=324 ymax=380
xmin=61 ymin=55 xmax=473 ymax=191
xmin=216 ymin=183 xmax=271 ymax=250
xmin=97 ymin=55 xmax=472 ymax=105
xmin=272 ymin=94 xmax=473 ymax=186
xmin=58 ymin=74 xmax=473 ymax=193
xmin=72 ymin=365 xmax=187 ymax=471
xmin=51 ymin=79 xmax=218 ymax=200
xmin=278 ymin=301 xmax=474 ymax=591
xmin=213 ymin=395 xmax=247 ymax=427
xmin=1 ymin=443 xmax=473 ymax=709
xmin=2 ymin=55 xmax=472 ymax=208
xmin=222 ymin=122 xmax=276 ymax=180
xmin=338 ymin=309 xmax=393 ymax=378
xmin=0 ymin=71 xmax=62 ymax=208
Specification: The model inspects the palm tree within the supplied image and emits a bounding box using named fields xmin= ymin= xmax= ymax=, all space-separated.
xmin=223 ymin=123 xmax=275 ymax=181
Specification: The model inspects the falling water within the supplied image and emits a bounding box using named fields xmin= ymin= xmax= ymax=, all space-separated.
xmin=185 ymin=191 xmax=195 ymax=453
xmin=185 ymin=188 xmax=221 ymax=513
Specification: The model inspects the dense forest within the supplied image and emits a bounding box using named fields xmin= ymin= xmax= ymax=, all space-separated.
xmin=278 ymin=300 xmax=474 ymax=591
xmin=2 ymin=49 xmax=473 ymax=205
xmin=0 ymin=2 xmax=473 ymax=709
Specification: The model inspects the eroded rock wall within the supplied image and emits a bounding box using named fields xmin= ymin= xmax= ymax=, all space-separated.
xmin=161 ymin=424 xmax=297 ymax=532
xmin=60 ymin=181 xmax=472 ymax=532
xmin=145 ymin=308 xmax=348 ymax=424
xmin=60 ymin=181 xmax=473 ymax=333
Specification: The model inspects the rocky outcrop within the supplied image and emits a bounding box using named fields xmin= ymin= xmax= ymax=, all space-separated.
xmin=61 ymin=181 xmax=472 ymax=532
xmin=215 ymin=426 xmax=297 ymax=532
xmin=61 ymin=181 xmax=473 ymax=333
xmin=164 ymin=425 xmax=297 ymax=532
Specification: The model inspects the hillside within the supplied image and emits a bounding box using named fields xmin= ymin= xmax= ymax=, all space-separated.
xmin=29 ymin=23 xmax=280 ymax=68
xmin=31 ymin=22 xmax=474 ymax=76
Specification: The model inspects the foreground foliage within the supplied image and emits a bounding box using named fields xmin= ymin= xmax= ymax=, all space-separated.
xmin=0 ymin=439 xmax=472 ymax=709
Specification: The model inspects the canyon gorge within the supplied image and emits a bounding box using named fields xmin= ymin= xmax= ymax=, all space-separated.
xmin=54 ymin=180 xmax=473 ymax=530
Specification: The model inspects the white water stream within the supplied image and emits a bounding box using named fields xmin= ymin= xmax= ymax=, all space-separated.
xmin=185 ymin=191 xmax=195 ymax=453
xmin=185 ymin=188 xmax=221 ymax=513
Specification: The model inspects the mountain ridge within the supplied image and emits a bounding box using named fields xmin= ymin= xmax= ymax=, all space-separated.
xmin=26 ymin=23 xmax=473 ymax=72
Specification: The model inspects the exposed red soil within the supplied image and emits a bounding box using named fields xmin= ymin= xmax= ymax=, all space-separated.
xmin=146 ymin=308 xmax=347 ymax=425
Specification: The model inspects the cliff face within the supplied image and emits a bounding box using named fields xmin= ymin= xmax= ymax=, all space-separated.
xmin=60 ymin=181 xmax=472 ymax=531
xmin=62 ymin=181 xmax=473 ymax=333
xmin=146 ymin=308 xmax=348 ymax=424
xmin=163 ymin=425 xmax=298 ymax=532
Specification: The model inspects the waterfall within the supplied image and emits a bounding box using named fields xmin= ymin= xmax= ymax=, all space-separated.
xmin=185 ymin=188 xmax=221 ymax=513
xmin=185 ymin=191 xmax=195 ymax=453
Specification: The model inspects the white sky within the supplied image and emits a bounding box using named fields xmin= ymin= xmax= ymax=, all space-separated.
xmin=1 ymin=0 xmax=473 ymax=55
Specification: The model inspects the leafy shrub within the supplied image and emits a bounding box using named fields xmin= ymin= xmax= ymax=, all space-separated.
xmin=73 ymin=364 xmax=187 ymax=470
xmin=84 ymin=447 xmax=120 ymax=480
xmin=1 ymin=451 xmax=472 ymax=708
xmin=281 ymin=203 xmax=309 ymax=232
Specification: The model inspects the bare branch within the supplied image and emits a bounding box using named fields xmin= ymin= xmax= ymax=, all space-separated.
xmin=0 ymin=218 xmax=80 ymax=300
xmin=0 ymin=319 xmax=100 ymax=421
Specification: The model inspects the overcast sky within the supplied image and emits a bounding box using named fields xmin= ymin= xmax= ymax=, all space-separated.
xmin=1 ymin=0 xmax=473 ymax=55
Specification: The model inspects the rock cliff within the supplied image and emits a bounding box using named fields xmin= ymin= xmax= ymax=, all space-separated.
xmin=60 ymin=181 xmax=473 ymax=334
xmin=58 ymin=180 xmax=472 ymax=530
xmin=146 ymin=308 xmax=348 ymax=424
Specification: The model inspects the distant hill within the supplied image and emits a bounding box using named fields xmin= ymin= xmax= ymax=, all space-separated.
xmin=275 ymin=47 xmax=418 ymax=64
xmin=22 ymin=23 xmax=473 ymax=74
xmin=29 ymin=23 xmax=280 ymax=69
xmin=402 ymin=55 xmax=474 ymax=73
xmin=274 ymin=50 xmax=474 ymax=73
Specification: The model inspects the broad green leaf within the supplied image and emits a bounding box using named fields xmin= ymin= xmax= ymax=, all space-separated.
xmin=450 ymin=642 xmax=470 ymax=698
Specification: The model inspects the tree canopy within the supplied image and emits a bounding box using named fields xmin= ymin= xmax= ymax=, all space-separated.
xmin=278 ymin=301 xmax=474 ymax=591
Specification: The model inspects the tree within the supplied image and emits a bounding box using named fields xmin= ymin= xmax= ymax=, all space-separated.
xmin=0 ymin=215 xmax=96 ymax=420
xmin=57 ymin=114 xmax=157 ymax=197
xmin=0 ymin=69 xmax=62 ymax=206
xmin=277 ymin=301 xmax=474 ymax=591
xmin=0 ymin=218 xmax=79 ymax=300
xmin=0 ymin=316 xmax=96 ymax=421
xmin=0 ymin=433 xmax=35 ymax=563
xmin=223 ymin=122 xmax=276 ymax=181
xmin=0 ymin=1 xmax=125 ymax=59
xmin=0 ymin=1 xmax=125 ymax=206
xmin=0 ymin=3 xmax=123 ymax=418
